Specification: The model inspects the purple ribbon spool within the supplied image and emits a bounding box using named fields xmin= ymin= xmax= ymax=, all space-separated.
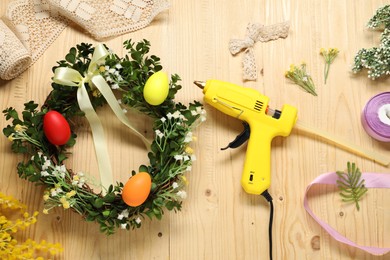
xmin=361 ymin=92 xmax=390 ymax=142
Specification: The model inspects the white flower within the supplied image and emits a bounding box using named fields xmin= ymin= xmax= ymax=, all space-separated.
xmin=120 ymin=223 xmax=127 ymax=229
xmin=112 ymin=83 xmax=120 ymax=90
xmin=177 ymin=190 xmax=187 ymax=199
xmin=115 ymin=63 xmax=123 ymax=69
xmin=174 ymin=155 xmax=183 ymax=161
xmin=122 ymin=108 xmax=128 ymax=114
xmin=167 ymin=112 xmax=173 ymax=120
xmin=135 ymin=217 xmax=141 ymax=224
xmin=117 ymin=99 xmax=122 ymax=104
xmin=191 ymin=155 xmax=197 ymax=161
xmin=117 ymin=214 xmax=124 ymax=220
xmin=172 ymin=182 xmax=179 ymax=189
xmin=172 ymin=111 xmax=181 ymax=119
xmin=42 ymin=159 xmax=51 ymax=171
xmin=41 ymin=170 xmax=50 ymax=177
xmin=186 ymin=166 xmax=192 ymax=171
xmin=155 ymin=129 xmax=164 ymax=139
xmin=183 ymin=155 xmax=190 ymax=161
xmin=184 ymin=132 xmax=193 ymax=143
xmin=160 ymin=117 xmax=166 ymax=123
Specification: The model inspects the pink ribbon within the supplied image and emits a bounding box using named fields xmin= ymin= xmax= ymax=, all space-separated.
xmin=304 ymin=172 xmax=390 ymax=255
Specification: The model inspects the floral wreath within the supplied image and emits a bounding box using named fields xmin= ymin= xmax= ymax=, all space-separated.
xmin=2 ymin=39 xmax=205 ymax=235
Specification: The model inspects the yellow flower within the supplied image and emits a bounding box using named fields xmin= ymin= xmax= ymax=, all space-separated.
xmin=59 ymin=197 xmax=67 ymax=204
xmin=14 ymin=124 xmax=26 ymax=133
xmin=181 ymin=175 xmax=189 ymax=186
xmin=43 ymin=194 xmax=50 ymax=201
xmin=66 ymin=190 xmax=76 ymax=198
xmin=43 ymin=209 xmax=49 ymax=214
xmin=99 ymin=65 xmax=106 ymax=72
xmin=8 ymin=134 xmax=14 ymax=141
xmin=62 ymin=201 xmax=70 ymax=209
xmin=185 ymin=146 xmax=194 ymax=154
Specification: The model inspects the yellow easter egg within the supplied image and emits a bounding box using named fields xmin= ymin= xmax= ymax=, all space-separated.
xmin=143 ymin=71 xmax=169 ymax=106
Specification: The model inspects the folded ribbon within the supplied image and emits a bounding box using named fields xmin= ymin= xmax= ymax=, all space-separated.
xmin=53 ymin=44 xmax=151 ymax=194
xmin=304 ymin=172 xmax=390 ymax=255
xmin=229 ymin=21 xmax=290 ymax=81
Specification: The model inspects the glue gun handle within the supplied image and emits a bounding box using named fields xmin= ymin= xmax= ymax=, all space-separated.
xmin=241 ymin=125 xmax=273 ymax=195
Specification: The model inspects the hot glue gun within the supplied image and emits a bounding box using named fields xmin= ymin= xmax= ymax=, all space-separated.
xmin=195 ymin=80 xmax=298 ymax=195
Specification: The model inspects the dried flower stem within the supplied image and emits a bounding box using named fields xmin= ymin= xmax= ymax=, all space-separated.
xmin=320 ymin=48 xmax=339 ymax=84
xmin=285 ymin=63 xmax=317 ymax=96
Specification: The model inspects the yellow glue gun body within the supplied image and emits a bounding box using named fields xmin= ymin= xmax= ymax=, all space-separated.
xmin=201 ymin=80 xmax=298 ymax=195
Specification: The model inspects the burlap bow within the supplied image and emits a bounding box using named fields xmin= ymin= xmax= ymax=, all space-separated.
xmin=229 ymin=21 xmax=290 ymax=81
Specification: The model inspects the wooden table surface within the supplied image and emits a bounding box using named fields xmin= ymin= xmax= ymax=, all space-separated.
xmin=1 ymin=0 xmax=390 ymax=259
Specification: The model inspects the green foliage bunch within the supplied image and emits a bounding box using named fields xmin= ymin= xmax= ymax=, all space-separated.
xmin=2 ymin=40 xmax=205 ymax=235
xmin=352 ymin=5 xmax=390 ymax=79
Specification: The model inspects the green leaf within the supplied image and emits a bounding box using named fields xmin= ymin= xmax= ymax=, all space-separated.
xmin=93 ymin=198 xmax=104 ymax=208
xmin=336 ymin=162 xmax=368 ymax=211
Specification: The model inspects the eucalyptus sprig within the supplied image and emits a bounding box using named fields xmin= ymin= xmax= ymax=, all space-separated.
xmin=352 ymin=5 xmax=390 ymax=79
xmin=336 ymin=162 xmax=368 ymax=211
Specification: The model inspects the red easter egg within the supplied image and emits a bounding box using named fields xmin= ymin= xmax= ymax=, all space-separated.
xmin=43 ymin=111 xmax=71 ymax=145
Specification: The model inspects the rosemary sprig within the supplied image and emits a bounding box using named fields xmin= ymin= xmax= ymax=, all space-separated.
xmin=336 ymin=162 xmax=368 ymax=211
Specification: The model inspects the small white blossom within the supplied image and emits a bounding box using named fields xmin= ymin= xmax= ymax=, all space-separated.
xmin=111 ymin=83 xmax=120 ymax=90
xmin=41 ymin=170 xmax=50 ymax=177
xmin=135 ymin=217 xmax=142 ymax=224
xmin=186 ymin=166 xmax=192 ymax=171
xmin=183 ymin=155 xmax=190 ymax=161
xmin=172 ymin=182 xmax=179 ymax=189
xmin=174 ymin=155 xmax=183 ymax=161
xmin=155 ymin=129 xmax=164 ymax=139
xmin=167 ymin=112 xmax=173 ymax=119
xmin=191 ymin=155 xmax=197 ymax=161
xmin=160 ymin=117 xmax=166 ymax=123
xmin=177 ymin=190 xmax=187 ymax=199
xmin=115 ymin=63 xmax=123 ymax=69
xmin=184 ymin=132 xmax=193 ymax=143
xmin=120 ymin=223 xmax=128 ymax=229
xmin=122 ymin=108 xmax=128 ymax=114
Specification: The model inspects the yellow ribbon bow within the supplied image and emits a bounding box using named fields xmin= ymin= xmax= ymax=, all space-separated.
xmin=53 ymin=44 xmax=151 ymax=195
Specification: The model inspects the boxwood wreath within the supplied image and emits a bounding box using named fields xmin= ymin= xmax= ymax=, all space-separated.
xmin=2 ymin=39 xmax=206 ymax=235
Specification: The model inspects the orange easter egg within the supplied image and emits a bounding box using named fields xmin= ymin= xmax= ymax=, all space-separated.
xmin=122 ymin=172 xmax=152 ymax=207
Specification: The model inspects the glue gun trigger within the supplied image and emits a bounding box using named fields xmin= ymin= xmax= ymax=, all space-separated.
xmin=221 ymin=122 xmax=250 ymax=150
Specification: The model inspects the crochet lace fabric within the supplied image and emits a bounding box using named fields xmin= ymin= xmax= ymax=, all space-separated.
xmin=229 ymin=21 xmax=290 ymax=81
xmin=0 ymin=0 xmax=169 ymax=80
xmin=48 ymin=0 xmax=170 ymax=40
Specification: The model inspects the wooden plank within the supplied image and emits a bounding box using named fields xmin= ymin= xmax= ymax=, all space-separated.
xmin=0 ymin=0 xmax=389 ymax=259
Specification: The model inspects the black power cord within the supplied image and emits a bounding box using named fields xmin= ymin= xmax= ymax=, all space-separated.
xmin=261 ymin=190 xmax=274 ymax=260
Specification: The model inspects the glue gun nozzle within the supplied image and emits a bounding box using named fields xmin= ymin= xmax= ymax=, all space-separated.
xmin=194 ymin=81 xmax=206 ymax=89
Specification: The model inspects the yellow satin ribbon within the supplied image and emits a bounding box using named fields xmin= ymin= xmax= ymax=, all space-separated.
xmin=53 ymin=44 xmax=151 ymax=195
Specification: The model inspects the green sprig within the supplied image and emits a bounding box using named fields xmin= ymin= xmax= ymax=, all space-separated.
xmin=352 ymin=5 xmax=390 ymax=79
xmin=336 ymin=162 xmax=368 ymax=211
